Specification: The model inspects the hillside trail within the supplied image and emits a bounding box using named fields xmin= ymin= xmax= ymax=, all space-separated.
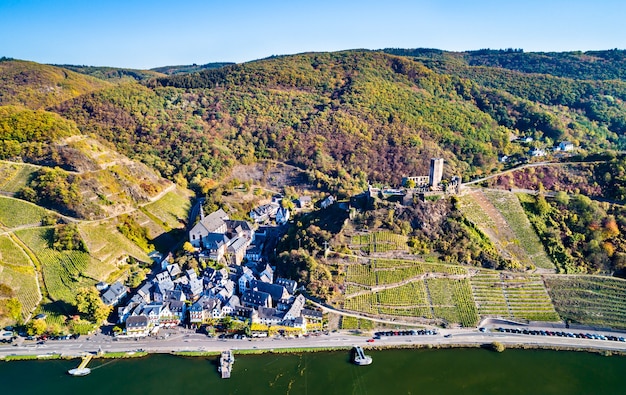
xmin=344 ymin=272 xmax=471 ymax=298
xmin=303 ymin=293 xmax=442 ymax=329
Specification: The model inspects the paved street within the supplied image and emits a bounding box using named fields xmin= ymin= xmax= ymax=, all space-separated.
xmin=4 ymin=324 xmax=626 ymax=359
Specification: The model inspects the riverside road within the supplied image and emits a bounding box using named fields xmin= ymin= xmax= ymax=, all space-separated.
xmin=3 ymin=324 xmax=626 ymax=358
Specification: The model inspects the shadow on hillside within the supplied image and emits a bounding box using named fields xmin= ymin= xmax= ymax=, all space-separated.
xmin=151 ymin=228 xmax=185 ymax=253
xmin=41 ymin=299 xmax=75 ymax=317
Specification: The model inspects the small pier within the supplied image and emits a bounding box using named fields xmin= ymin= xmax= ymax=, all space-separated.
xmin=353 ymin=346 xmax=372 ymax=366
xmin=68 ymin=354 xmax=93 ymax=376
xmin=219 ymin=350 xmax=234 ymax=379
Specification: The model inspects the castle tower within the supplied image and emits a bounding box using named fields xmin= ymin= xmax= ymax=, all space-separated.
xmin=429 ymin=158 xmax=444 ymax=188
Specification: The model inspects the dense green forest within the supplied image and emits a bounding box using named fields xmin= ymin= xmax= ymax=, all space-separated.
xmin=56 ymin=64 xmax=165 ymax=81
xmin=150 ymin=62 xmax=234 ymax=76
xmin=383 ymin=48 xmax=626 ymax=80
xmin=0 ymin=105 xmax=80 ymax=164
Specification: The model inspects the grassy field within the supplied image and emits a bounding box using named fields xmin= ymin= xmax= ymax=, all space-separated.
xmin=544 ymin=275 xmax=626 ymax=329
xmin=141 ymin=188 xmax=191 ymax=230
xmin=0 ymin=197 xmax=52 ymax=228
xmin=0 ymin=235 xmax=41 ymax=321
xmin=484 ymin=190 xmax=554 ymax=270
xmin=15 ymin=227 xmax=95 ymax=304
xmin=0 ymin=161 xmax=37 ymax=193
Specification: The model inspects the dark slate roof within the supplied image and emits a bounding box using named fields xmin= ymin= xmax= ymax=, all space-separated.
xmin=226 ymin=295 xmax=240 ymax=308
xmin=242 ymin=290 xmax=270 ymax=307
xmin=167 ymin=264 xmax=182 ymax=278
xmin=168 ymin=300 xmax=185 ymax=313
xmin=250 ymin=280 xmax=288 ymax=302
xmin=226 ymin=220 xmax=253 ymax=232
xmin=198 ymin=209 xmax=228 ymax=233
xmin=101 ymin=281 xmax=127 ymax=305
xmin=205 ymin=233 xmax=228 ymax=249
xmin=138 ymin=283 xmax=152 ymax=297
xmin=302 ymin=308 xmax=323 ymax=319
xmin=164 ymin=289 xmax=185 ymax=302
xmin=126 ymin=315 xmax=149 ymax=328
xmin=155 ymin=271 xmax=171 ymax=283
xmin=257 ymin=306 xmax=284 ymax=321
xmin=275 ymin=278 xmax=297 ymax=294
xmin=232 ymin=306 xmax=255 ymax=318
xmin=228 ymin=236 xmax=249 ymax=253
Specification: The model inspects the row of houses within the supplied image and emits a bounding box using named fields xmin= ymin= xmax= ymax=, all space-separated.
xmin=503 ymin=140 xmax=575 ymax=161
xmin=116 ymin=259 xmax=322 ymax=337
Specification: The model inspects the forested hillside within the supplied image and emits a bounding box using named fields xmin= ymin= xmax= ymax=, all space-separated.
xmin=0 ymin=58 xmax=110 ymax=109
xmin=4 ymin=48 xmax=626 ymax=212
xmin=48 ymin=50 xmax=626 ymax=198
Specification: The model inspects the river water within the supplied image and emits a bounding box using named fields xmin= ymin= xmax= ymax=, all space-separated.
xmin=3 ymin=348 xmax=626 ymax=394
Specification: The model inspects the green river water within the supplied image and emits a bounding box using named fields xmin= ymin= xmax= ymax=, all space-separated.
xmin=2 ymin=348 xmax=626 ymax=394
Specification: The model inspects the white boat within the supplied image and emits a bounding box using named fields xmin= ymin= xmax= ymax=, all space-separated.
xmin=68 ymin=368 xmax=91 ymax=376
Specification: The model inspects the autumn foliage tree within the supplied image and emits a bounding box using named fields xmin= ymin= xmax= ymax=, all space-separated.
xmin=75 ymin=288 xmax=112 ymax=324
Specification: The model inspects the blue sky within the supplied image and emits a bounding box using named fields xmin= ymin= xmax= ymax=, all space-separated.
xmin=1 ymin=0 xmax=625 ymax=69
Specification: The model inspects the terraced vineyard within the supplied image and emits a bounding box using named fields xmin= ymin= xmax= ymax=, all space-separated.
xmin=426 ymin=278 xmax=479 ymax=327
xmin=459 ymin=190 xmax=553 ymax=270
xmin=471 ymin=271 xmax=560 ymax=321
xmin=545 ymin=275 xmax=626 ymax=329
xmin=0 ymin=197 xmax=52 ymax=228
xmin=141 ymin=188 xmax=191 ymax=230
xmin=0 ymin=235 xmax=41 ymax=318
xmin=351 ymin=231 xmax=408 ymax=253
xmin=340 ymin=316 xmax=375 ymax=330
xmin=470 ymin=272 xmax=510 ymax=317
xmin=0 ymin=161 xmax=37 ymax=193
xmin=342 ymin=258 xmax=478 ymax=326
xmin=78 ymin=220 xmax=150 ymax=267
xmin=483 ymin=190 xmax=553 ymax=270
xmin=15 ymin=227 xmax=95 ymax=303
